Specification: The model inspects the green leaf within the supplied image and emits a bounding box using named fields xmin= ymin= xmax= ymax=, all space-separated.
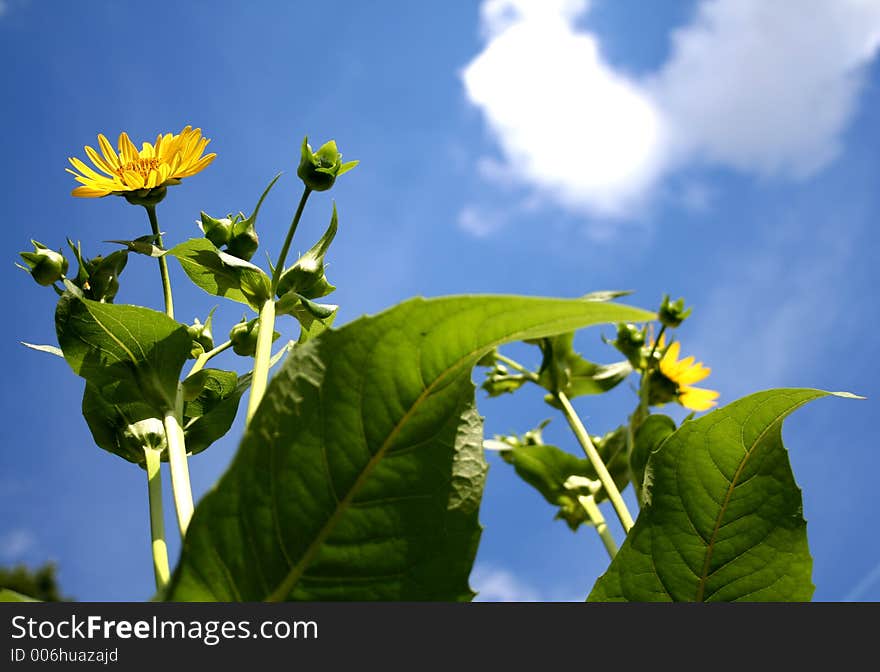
xmin=581 ymin=290 xmax=634 ymax=302
xmin=535 ymin=332 xmax=633 ymax=404
xmin=589 ymin=389 xmax=856 ymax=602
xmin=81 ymin=384 xmax=160 ymax=465
xmin=21 ymin=341 xmax=63 ymax=358
xmin=0 ymin=589 xmax=39 ymax=602
xmin=55 ymin=293 xmax=191 ymax=412
xmin=168 ymin=238 xmax=271 ymax=311
xmin=106 ymin=234 xmax=165 ymax=258
xmin=182 ymin=369 xmax=246 ymax=456
xmin=500 ymin=443 xmax=596 ymax=530
xmin=629 ymin=414 xmax=676 ymax=503
xmin=166 ymin=294 xmax=655 ymax=601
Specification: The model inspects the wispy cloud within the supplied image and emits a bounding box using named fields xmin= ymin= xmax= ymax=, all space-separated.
xmin=471 ymin=564 xmax=542 ymax=601
xmin=689 ymin=221 xmax=852 ymax=398
xmin=460 ymin=0 xmax=880 ymax=230
xmin=0 ymin=528 xmax=36 ymax=561
xmin=844 ymin=559 xmax=880 ymax=601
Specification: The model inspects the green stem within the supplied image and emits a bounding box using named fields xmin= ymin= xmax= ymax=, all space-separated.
xmin=164 ymin=403 xmax=193 ymax=536
xmin=495 ymin=353 xmax=540 ymax=382
xmin=271 ymin=186 xmax=312 ymax=294
xmin=579 ymin=494 xmax=618 ymax=559
xmin=648 ymin=324 xmax=667 ymax=362
xmin=144 ymin=447 xmax=170 ymax=590
xmin=144 ymin=205 xmax=174 ymax=319
xmin=245 ymin=298 xmax=276 ymax=423
xmin=245 ymin=186 xmax=312 ymax=425
xmin=186 ymin=340 xmax=233 ymax=379
xmin=556 ymin=390 xmax=634 ymax=533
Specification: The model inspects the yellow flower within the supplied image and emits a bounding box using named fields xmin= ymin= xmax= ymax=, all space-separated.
xmin=658 ymin=341 xmax=719 ymax=412
xmin=66 ymin=126 xmax=216 ymax=198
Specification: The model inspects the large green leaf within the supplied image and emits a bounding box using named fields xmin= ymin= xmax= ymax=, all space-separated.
xmin=166 ymin=294 xmax=655 ymax=601
xmin=55 ymin=293 xmax=192 ymax=412
xmin=168 ymin=238 xmax=271 ymax=311
xmin=0 ymin=589 xmax=39 ymax=602
xmin=589 ymin=389 xmax=857 ymax=602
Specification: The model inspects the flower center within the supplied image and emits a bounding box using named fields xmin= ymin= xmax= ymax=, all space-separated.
xmin=115 ymin=157 xmax=160 ymax=179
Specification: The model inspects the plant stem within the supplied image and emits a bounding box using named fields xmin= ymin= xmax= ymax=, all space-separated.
xmin=186 ymin=340 xmax=233 ymax=379
xmin=245 ymin=298 xmax=276 ymax=423
xmin=579 ymin=494 xmax=618 ymax=559
xmin=144 ymin=446 xmax=170 ymax=590
xmin=144 ymin=205 xmax=174 ymax=319
xmin=555 ymin=390 xmax=635 ymax=533
xmin=245 ymin=186 xmax=312 ymax=425
xmin=270 ymin=187 xmax=312 ymax=294
xmin=495 ymin=352 xmax=539 ymax=382
xmin=164 ymin=404 xmax=193 ymax=536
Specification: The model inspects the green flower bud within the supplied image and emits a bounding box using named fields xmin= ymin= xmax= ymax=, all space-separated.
xmin=199 ymin=211 xmax=234 ymax=247
xmin=84 ymin=250 xmax=127 ymax=303
xmin=226 ymin=214 xmax=259 ymax=261
xmin=229 ymin=316 xmax=280 ymax=357
xmin=276 ymin=204 xmax=338 ymax=299
xmin=187 ymin=317 xmax=214 ymax=354
xmin=610 ymin=323 xmax=645 ymax=369
xmin=297 ymin=136 xmax=359 ymax=192
xmin=19 ymin=241 xmax=68 ymax=286
xmin=229 ymin=317 xmax=260 ymax=357
xmin=658 ymin=294 xmax=692 ymax=328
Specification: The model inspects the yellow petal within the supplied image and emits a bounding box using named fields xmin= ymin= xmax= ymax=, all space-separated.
xmin=676 ymin=363 xmax=711 ymax=385
xmin=118 ymin=132 xmax=139 ymax=164
xmin=72 ymin=185 xmax=110 ymax=197
xmin=678 ymin=386 xmax=719 ymax=412
xmin=84 ymin=145 xmax=117 ymax=177
xmin=97 ymin=134 xmax=120 ymax=168
xmin=122 ymin=169 xmax=145 ymax=189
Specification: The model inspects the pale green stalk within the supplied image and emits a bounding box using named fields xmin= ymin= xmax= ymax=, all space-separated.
xmin=186 ymin=340 xmax=233 ymax=379
xmin=556 ymin=390 xmax=635 ymax=532
xmin=246 ymin=186 xmax=312 ymax=424
xmin=578 ymin=494 xmax=618 ymax=559
xmin=144 ymin=447 xmax=170 ymax=589
xmin=164 ymin=398 xmax=193 ymax=536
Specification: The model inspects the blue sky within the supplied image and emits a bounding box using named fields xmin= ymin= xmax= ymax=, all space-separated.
xmin=1 ymin=0 xmax=878 ymax=601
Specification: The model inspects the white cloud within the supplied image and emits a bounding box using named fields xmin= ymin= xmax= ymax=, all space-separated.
xmin=471 ymin=564 xmax=542 ymax=601
xmin=653 ymin=0 xmax=880 ymax=178
xmin=461 ymin=0 xmax=880 ymax=228
xmin=458 ymin=204 xmax=508 ymax=238
xmin=0 ymin=529 xmax=36 ymax=560
xmin=462 ymin=0 xmax=665 ymax=217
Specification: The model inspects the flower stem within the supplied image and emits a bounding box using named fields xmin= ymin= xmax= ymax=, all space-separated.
xmin=144 ymin=446 xmax=170 ymax=590
xmin=245 ymin=298 xmax=276 ymax=424
xmin=495 ymin=352 xmax=540 ymax=382
xmin=164 ymin=403 xmax=193 ymax=536
xmin=578 ymin=493 xmax=618 ymax=559
xmin=270 ymin=186 xmax=312 ymax=294
xmin=245 ymin=186 xmax=312 ymax=425
xmin=555 ymin=390 xmax=635 ymax=533
xmin=186 ymin=340 xmax=233 ymax=379
xmin=144 ymin=205 xmax=174 ymax=319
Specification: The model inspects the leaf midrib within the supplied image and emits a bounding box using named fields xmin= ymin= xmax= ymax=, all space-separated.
xmin=264 ymin=313 xmax=595 ymax=601
xmin=694 ymin=396 xmax=815 ymax=601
